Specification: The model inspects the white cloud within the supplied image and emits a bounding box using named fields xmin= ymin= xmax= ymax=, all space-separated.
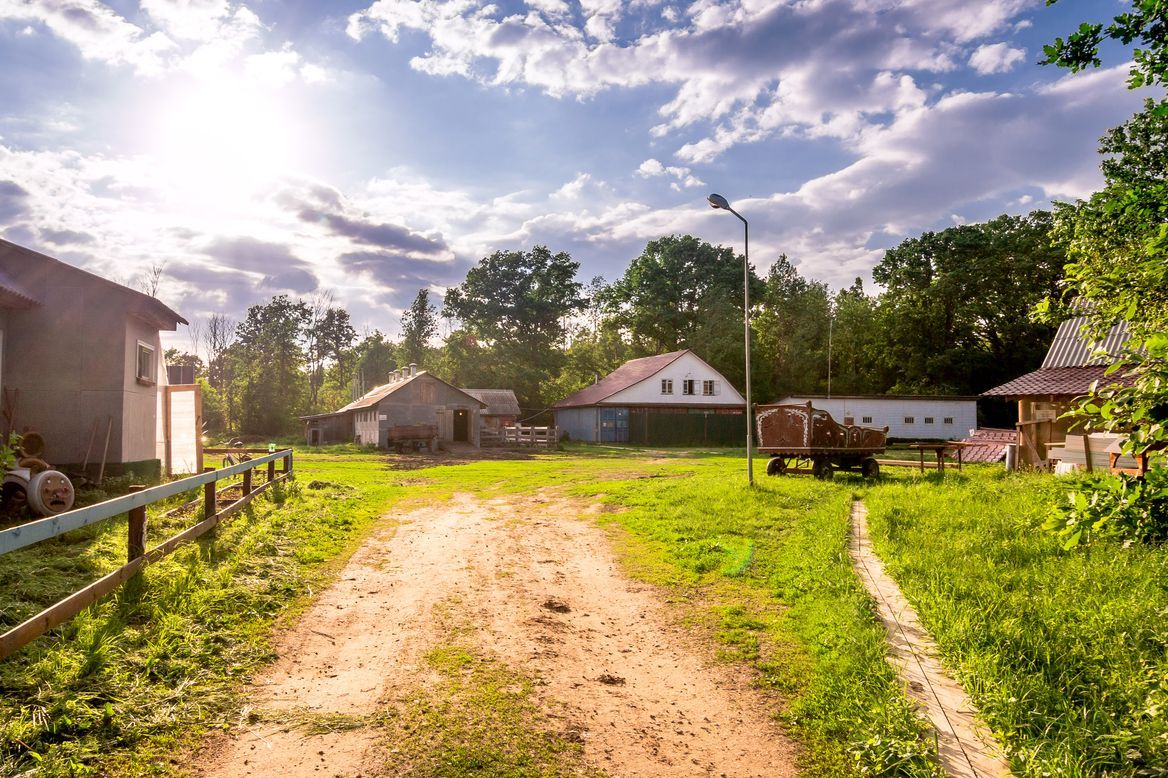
xmin=636 ymin=158 xmax=703 ymax=188
xmin=969 ymin=42 xmax=1027 ymax=75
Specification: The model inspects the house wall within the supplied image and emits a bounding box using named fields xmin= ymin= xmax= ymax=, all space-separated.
xmin=354 ymin=408 xmax=381 ymax=445
xmin=124 ymin=316 xmax=165 ymax=464
xmin=305 ymin=413 xmax=352 ymax=445
xmin=604 ymin=351 xmax=745 ymax=407
xmin=779 ymin=396 xmax=978 ymax=440
xmin=555 ymin=407 xmax=599 ymax=442
xmin=1 ymin=271 xmax=132 ymax=466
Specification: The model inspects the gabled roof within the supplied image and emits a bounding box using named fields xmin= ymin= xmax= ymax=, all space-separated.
xmin=0 ymin=238 xmax=187 ymax=328
xmin=331 ymin=370 xmax=487 ymax=415
xmin=553 ymin=350 xmax=690 ymax=408
xmin=463 ymin=389 xmax=521 ymax=416
xmin=1041 ymin=316 xmax=1131 ymax=368
xmin=0 ymin=268 xmax=39 ymax=309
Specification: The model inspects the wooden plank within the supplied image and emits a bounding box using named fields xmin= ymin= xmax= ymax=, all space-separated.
xmin=0 ymin=449 xmax=291 ymax=556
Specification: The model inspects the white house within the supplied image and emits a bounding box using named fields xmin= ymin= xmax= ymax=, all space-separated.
xmin=777 ymin=394 xmax=978 ymax=441
xmin=554 ymin=349 xmax=746 ymax=444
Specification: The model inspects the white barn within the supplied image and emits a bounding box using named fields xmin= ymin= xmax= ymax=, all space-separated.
xmin=554 ymin=349 xmax=746 ymax=444
xmin=777 ymin=395 xmax=978 ymax=441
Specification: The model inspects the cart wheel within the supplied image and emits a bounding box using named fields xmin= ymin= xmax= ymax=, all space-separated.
xmin=812 ymin=459 xmax=833 ymax=480
xmin=862 ymin=457 xmax=881 ymax=479
xmin=766 ymin=457 xmax=787 ymax=476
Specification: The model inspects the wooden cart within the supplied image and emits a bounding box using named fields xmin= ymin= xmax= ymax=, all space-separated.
xmin=755 ymin=402 xmax=888 ymax=479
xmin=386 ymin=424 xmax=438 ymax=453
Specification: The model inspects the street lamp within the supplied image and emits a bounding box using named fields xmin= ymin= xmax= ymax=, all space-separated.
xmin=707 ymin=193 xmax=753 ymax=486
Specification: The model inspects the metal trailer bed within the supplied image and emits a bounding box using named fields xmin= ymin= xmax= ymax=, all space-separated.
xmin=386 ymin=424 xmax=439 ymax=453
xmin=755 ymin=401 xmax=888 ymax=479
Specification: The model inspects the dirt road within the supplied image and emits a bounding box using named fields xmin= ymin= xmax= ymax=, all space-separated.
xmin=195 ymin=492 xmax=798 ymax=777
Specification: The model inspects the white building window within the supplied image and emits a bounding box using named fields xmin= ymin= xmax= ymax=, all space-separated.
xmin=136 ymin=341 xmax=155 ymax=384
xmin=702 ymin=380 xmax=719 ymax=396
xmin=924 ymin=417 xmax=934 ymax=424
xmin=944 ymin=417 xmax=954 ymax=425
xmin=682 ymin=379 xmax=696 ymax=395
xmin=904 ymin=416 xmax=915 ymax=424
xmin=661 ymin=379 xmax=673 ymax=394
xmin=862 ymin=416 xmax=873 ymax=424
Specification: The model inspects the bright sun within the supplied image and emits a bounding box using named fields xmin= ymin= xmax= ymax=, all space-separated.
xmin=147 ymin=75 xmax=304 ymax=205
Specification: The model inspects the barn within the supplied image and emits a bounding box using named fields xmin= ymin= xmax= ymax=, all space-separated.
xmin=303 ymin=365 xmax=486 ymax=448
xmin=776 ymin=395 xmax=978 ymax=441
xmin=463 ymin=389 xmax=521 ymax=441
xmin=553 ymin=350 xmax=746 ymax=444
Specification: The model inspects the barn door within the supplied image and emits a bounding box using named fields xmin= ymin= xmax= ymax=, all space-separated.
xmin=163 ymin=384 xmax=203 ymax=476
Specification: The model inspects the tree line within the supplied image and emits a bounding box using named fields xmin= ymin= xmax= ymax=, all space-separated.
xmin=165 ymin=212 xmax=1065 ymax=436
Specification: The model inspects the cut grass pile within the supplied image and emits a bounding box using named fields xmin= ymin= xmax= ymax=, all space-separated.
xmin=863 ymin=468 xmax=1168 ymax=777
xmin=0 ymin=447 xmax=406 ymax=776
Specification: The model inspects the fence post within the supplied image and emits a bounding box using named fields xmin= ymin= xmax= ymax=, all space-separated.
xmin=242 ymin=465 xmax=252 ymax=497
xmin=267 ymin=457 xmax=276 ymax=484
xmin=126 ymin=485 xmax=146 ymax=599
xmin=204 ymin=467 xmax=217 ymax=521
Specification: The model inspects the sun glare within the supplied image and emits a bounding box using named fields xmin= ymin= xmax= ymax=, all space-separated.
xmin=146 ymin=76 xmax=305 ymax=206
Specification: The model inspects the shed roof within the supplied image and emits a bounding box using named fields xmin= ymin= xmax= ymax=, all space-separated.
xmin=1040 ymin=316 xmax=1131 ymax=368
xmin=330 ymin=370 xmax=486 ymax=415
xmin=0 ymin=268 xmax=39 ymax=309
xmin=553 ymin=350 xmax=690 ymax=408
xmin=463 ymin=389 xmax=521 ymax=416
xmin=779 ymin=394 xmax=979 ymax=402
xmin=959 ymin=428 xmax=1016 ymax=463
xmin=980 ymin=365 xmax=1136 ymax=399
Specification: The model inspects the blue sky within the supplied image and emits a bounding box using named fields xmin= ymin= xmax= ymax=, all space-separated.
xmin=0 ymin=0 xmax=1154 ymax=342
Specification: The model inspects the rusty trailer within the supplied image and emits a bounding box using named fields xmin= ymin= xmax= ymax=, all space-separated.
xmin=755 ymin=401 xmax=887 ymax=479
xmin=386 ymin=424 xmax=438 ymax=453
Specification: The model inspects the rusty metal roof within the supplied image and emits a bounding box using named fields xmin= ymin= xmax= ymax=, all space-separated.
xmin=1040 ymin=316 xmax=1132 ymax=368
xmin=331 ymin=371 xmax=487 ymax=415
xmin=553 ymin=350 xmax=690 ymax=408
xmin=463 ymin=389 xmax=521 ymax=416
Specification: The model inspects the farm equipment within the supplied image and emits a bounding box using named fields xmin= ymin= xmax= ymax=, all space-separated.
xmin=755 ymin=401 xmax=887 ymax=479
xmin=386 ymin=424 xmax=438 ymax=453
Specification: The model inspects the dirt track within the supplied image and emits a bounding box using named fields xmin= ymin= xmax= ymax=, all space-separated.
xmin=195 ymin=492 xmax=798 ymax=777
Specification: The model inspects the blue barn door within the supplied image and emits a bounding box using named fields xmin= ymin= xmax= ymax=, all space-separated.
xmin=599 ymin=408 xmax=629 ymax=442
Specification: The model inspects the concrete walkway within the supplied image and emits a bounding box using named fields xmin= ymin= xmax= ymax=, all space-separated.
xmin=850 ymin=500 xmax=1013 ymax=778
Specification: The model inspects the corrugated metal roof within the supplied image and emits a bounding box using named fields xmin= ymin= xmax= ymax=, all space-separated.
xmin=959 ymin=428 xmax=1016 ymax=463
xmin=779 ymin=393 xmax=980 ymax=402
xmin=1041 ymin=316 xmax=1131 ymax=368
xmin=553 ymin=350 xmax=690 ymax=408
xmin=329 ymin=370 xmax=486 ymax=415
xmin=0 ymin=268 xmax=40 ymax=308
xmin=463 ymin=389 xmax=521 ymax=416
xmin=981 ymin=365 xmax=1137 ymax=399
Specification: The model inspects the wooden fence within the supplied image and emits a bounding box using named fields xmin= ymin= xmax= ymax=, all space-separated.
xmin=502 ymin=425 xmax=559 ymax=448
xmin=0 ymin=448 xmax=294 ymax=660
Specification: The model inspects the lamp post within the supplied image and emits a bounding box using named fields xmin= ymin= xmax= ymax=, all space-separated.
xmin=707 ymin=193 xmax=753 ymax=486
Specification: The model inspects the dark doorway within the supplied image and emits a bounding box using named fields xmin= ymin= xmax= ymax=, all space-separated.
xmin=309 ymin=428 xmax=320 ymax=445
xmin=454 ymin=409 xmax=469 ymax=442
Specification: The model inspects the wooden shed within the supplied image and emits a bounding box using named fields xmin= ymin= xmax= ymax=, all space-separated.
xmin=303 ymin=367 xmax=486 ymax=449
xmin=982 ymin=315 xmax=1134 ymax=468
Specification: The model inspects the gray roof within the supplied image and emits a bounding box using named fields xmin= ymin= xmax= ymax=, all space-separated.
xmin=463 ymin=389 xmax=521 ymax=416
xmin=1040 ymin=316 xmax=1131 ymax=368
xmin=330 ymin=371 xmax=486 ymax=415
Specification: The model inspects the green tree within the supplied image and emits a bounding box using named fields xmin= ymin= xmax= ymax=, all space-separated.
xmin=400 ymin=288 xmax=438 ymax=368
xmin=442 ymin=246 xmax=586 ymax=409
xmin=751 ymin=255 xmax=832 ymax=400
xmin=230 ymin=295 xmax=312 ymax=435
xmin=351 ymin=331 xmax=397 ymax=397
xmin=873 ymin=212 xmax=1064 ymax=394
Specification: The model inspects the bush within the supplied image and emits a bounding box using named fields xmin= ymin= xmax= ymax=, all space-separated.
xmin=1044 ymin=468 xmax=1168 ymax=548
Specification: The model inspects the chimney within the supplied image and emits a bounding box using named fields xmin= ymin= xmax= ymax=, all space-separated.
xmin=593 ymin=372 xmax=600 ymax=385
xmin=409 ymin=363 xmax=418 ymax=377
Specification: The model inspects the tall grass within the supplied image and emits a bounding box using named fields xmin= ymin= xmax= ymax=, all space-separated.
xmin=863 ymin=468 xmax=1168 ymax=776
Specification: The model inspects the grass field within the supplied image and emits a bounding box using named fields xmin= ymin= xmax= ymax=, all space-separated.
xmin=0 ymin=446 xmax=1163 ymax=776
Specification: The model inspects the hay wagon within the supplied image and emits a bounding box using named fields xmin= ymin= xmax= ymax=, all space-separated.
xmin=755 ymin=401 xmax=887 ymax=479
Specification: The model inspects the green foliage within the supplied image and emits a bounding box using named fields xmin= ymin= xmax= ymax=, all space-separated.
xmin=1041 ymin=1 xmax=1168 ymax=92
xmin=864 ymin=471 xmax=1168 ymax=775
xmin=400 ymin=287 xmax=438 ymax=367
xmin=1044 ymin=468 xmax=1168 ymax=548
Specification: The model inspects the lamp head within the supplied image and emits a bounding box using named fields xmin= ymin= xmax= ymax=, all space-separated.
xmin=707 ymin=193 xmax=730 ymax=210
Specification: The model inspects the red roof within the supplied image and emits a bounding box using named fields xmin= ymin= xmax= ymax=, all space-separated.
xmin=554 ymin=350 xmax=689 ymax=408
xmin=981 ymin=366 xmax=1135 ymax=399
xmin=959 ymin=428 xmax=1017 ymax=463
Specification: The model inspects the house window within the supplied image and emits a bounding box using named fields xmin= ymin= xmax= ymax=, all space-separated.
xmin=904 ymin=416 xmax=915 ymax=424
xmin=862 ymin=416 xmax=873 ymax=424
xmin=943 ymin=417 xmax=954 ymax=425
xmin=682 ymin=379 xmax=696 ymax=395
xmin=661 ymin=379 xmax=673 ymax=395
xmin=136 ymin=341 xmax=155 ymax=384
xmin=702 ymin=380 xmax=719 ymax=396
xmin=924 ymin=417 xmax=934 ymax=424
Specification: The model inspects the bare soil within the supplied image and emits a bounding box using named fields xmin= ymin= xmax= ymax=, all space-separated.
xmin=195 ymin=492 xmax=798 ymax=777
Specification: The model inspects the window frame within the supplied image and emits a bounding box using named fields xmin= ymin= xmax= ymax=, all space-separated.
xmin=682 ymin=379 xmax=696 ymax=395
xmin=701 ymin=379 xmax=718 ymax=396
xmin=661 ymin=378 xmax=673 ymax=395
xmin=136 ymin=340 xmax=156 ymax=385
xmin=904 ymin=416 xmax=915 ymax=424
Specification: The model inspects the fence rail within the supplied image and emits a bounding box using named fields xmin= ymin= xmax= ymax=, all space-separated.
xmin=0 ymin=449 xmax=294 ymax=660
xmin=502 ymin=425 xmax=559 ymax=448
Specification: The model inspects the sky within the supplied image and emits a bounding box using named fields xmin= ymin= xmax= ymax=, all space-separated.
xmin=0 ymin=0 xmax=1154 ymax=346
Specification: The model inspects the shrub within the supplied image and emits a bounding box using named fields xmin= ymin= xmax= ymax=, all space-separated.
xmin=1043 ymin=468 xmax=1168 ymax=548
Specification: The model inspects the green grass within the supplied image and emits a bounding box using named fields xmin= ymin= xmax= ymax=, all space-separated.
xmin=0 ymin=446 xmax=407 ymax=776
xmin=863 ymin=468 xmax=1168 ymax=776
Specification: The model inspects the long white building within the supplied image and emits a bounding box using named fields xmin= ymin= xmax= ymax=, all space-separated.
xmin=776 ymin=394 xmax=978 ymax=441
